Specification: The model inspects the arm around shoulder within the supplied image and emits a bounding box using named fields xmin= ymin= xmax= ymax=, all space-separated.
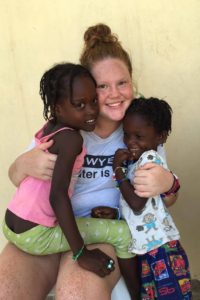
xmin=8 ymin=153 xmax=28 ymax=187
xmin=8 ymin=140 xmax=57 ymax=187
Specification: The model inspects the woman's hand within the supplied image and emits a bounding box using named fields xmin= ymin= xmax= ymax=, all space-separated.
xmin=77 ymin=247 xmax=115 ymax=277
xmin=133 ymin=163 xmax=174 ymax=198
xmin=8 ymin=140 xmax=57 ymax=186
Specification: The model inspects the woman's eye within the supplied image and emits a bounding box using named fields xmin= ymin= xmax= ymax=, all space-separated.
xmin=97 ymin=84 xmax=107 ymax=89
xmin=118 ymin=80 xmax=127 ymax=86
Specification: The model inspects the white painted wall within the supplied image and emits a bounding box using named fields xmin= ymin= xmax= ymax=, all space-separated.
xmin=0 ymin=0 xmax=200 ymax=279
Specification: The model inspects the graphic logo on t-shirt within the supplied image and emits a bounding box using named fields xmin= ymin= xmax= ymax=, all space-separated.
xmin=78 ymin=155 xmax=114 ymax=179
xmin=83 ymin=155 xmax=114 ymax=168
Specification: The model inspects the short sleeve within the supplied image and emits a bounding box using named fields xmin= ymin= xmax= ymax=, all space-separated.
xmin=22 ymin=139 xmax=36 ymax=153
xmin=135 ymin=150 xmax=168 ymax=170
xmin=157 ymin=144 xmax=166 ymax=162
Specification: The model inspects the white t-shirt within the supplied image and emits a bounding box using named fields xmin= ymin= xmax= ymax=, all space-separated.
xmin=27 ymin=126 xmax=166 ymax=218
xmin=71 ymin=126 xmax=166 ymax=217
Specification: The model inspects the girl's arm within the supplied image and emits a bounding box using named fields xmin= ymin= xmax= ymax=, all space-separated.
xmin=8 ymin=140 xmax=57 ymax=187
xmin=113 ymin=149 xmax=148 ymax=212
xmin=49 ymin=130 xmax=114 ymax=278
xmin=115 ymin=168 xmax=148 ymax=212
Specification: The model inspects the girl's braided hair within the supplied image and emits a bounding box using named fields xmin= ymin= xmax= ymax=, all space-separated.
xmin=125 ymin=97 xmax=172 ymax=135
xmin=39 ymin=62 xmax=96 ymax=123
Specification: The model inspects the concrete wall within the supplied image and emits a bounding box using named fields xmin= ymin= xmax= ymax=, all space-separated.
xmin=0 ymin=0 xmax=200 ymax=279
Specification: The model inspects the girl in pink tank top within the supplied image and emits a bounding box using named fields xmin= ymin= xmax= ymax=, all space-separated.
xmin=4 ymin=63 xmax=115 ymax=275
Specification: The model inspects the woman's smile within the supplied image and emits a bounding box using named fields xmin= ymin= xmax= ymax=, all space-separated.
xmin=91 ymin=58 xmax=133 ymax=122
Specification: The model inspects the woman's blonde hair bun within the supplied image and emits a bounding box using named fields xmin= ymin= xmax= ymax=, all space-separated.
xmin=84 ymin=23 xmax=118 ymax=48
xmin=80 ymin=23 xmax=132 ymax=77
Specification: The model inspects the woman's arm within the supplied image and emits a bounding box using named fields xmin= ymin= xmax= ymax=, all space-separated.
xmin=133 ymin=163 xmax=177 ymax=205
xmin=8 ymin=140 xmax=57 ymax=187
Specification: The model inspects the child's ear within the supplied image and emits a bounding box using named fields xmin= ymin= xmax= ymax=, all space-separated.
xmin=158 ymin=131 xmax=168 ymax=145
xmin=55 ymin=104 xmax=62 ymax=116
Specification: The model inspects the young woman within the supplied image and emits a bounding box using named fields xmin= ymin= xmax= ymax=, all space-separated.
xmin=0 ymin=24 xmax=176 ymax=300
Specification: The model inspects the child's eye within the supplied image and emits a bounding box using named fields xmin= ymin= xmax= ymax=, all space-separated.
xmin=136 ymin=134 xmax=142 ymax=139
xmin=74 ymin=102 xmax=85 ymax=109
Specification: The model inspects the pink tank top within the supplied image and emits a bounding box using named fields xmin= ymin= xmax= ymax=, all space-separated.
xmin=8 ymin=124 xmax=86 ymax=227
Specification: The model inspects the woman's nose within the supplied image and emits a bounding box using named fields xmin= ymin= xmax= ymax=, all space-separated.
xmin=109 ymin=85 xmax=120 ymax=98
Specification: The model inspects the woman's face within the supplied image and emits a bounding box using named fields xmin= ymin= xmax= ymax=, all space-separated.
xmin=91 ymin=58 xmax=133 ymax=122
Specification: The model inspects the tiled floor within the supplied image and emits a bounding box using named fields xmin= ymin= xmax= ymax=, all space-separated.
xmin=46 ymin=279 xmax=200 ymax=299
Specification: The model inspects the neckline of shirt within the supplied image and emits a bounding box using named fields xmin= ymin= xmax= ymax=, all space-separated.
xmin=81 ymin=125 xmax=123 ymax=144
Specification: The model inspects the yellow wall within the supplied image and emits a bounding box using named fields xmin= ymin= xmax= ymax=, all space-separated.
xmin=1 ymin=0 xmax=200 ymax=279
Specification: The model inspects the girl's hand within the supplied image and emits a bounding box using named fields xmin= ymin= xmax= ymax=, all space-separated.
xmin=77 ymin=247 xmax=115 ymax=277
xmin=113 ymin=149 xmax=130 ymax=170
xmin=133 ymin=163 xmax=174 ymax=198
xmin=9 ymin=140 xmax=57 ymax=186
xmin=91 ymin=206 xmax=118 ymax=219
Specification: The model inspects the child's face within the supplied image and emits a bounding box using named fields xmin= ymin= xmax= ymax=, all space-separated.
xmin=123 ymin=113 xmax=164 ymax=160
xmin=56 ymin=76 xmax=99 ymax=131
